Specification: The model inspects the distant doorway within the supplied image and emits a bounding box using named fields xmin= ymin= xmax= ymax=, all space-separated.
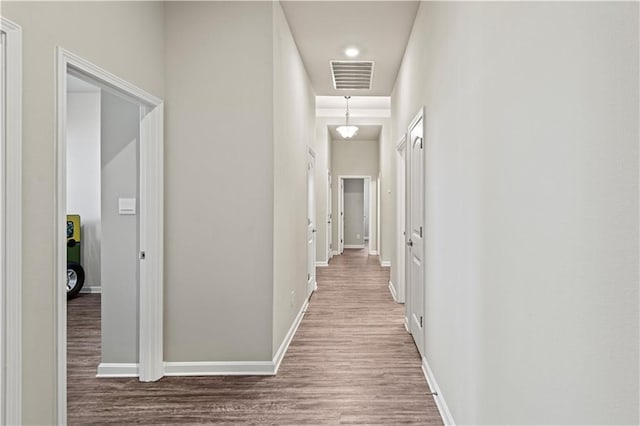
xmin=337 ymin=176 xmax=375 ymax=254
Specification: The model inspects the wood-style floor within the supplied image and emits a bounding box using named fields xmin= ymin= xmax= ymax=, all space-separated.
xmin=67 ymin=248 xmax=442 ymax=424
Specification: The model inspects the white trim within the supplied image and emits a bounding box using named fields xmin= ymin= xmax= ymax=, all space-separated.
xmin=380 ymin=259 xmax=391 ymax=268
xmin=396 ymin=133 xmax=407 ymax=304
xmin=273 ymin=299 xmax=309 ymax=374
xmin=0 ymin=17 xmax=22 ymax=426
xmin=96 ymin=363 xmax=139 ymax=378
xmin=56 ymin=48 xmax=164 ymax=421
xmin=422 ymin=357 xmax=456 ymax=426
xmin=344 ymin=244 xmax=365 ymax=249
xmin=79 ymin=286 xmax=102 ymax=294
xmin=164 ymin=361 xmax=274 ymax=376
xmin=404 ymin=317 xmax=410 ymax=333
xmin=315 ymin=261 xmax=328 ymax=267
xmin=332 ymin=250 xmax=341 ymax=256
xmin=388 ymin=281 xmax=398 ymax=302
xmin=138 ymin=103 xmax=164 ymax=382
xmin=369 ymin=250 xmax=378 ymax=255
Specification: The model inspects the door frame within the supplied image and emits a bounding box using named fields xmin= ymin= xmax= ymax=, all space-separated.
xmin=0 ymin=17 xmax=22 ymax=426
xmin=55 ymin=48 xmax=164 ymax=423
xmin=395 ymin=134 xmax=407 ymax=304
xmin=338 ymin=175 xmax=374 ymax=252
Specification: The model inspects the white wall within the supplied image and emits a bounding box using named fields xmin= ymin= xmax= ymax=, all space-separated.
xmin=2 ymin=2 xmax=165 ymax=422
xmin=392 ymin=2 xmax=639 ymax=424
xmin=164 ymin=1 xmax=274 ymax=362
xmin=66 ymin=91 xmax=101 ymax=288
xmin=272 ymin=1 xmax=316 ymax=352
xmin=331 ymin=138 xmax=379 ymax=252
xmin=100 ymin=90 xmax=140 ymax=364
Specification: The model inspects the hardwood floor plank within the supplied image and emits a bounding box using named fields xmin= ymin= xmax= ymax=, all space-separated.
xmin=67 ymin=248 xmax=442 ymax=424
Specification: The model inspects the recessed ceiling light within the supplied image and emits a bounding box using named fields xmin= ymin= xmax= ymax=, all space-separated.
xmin=345 ymin=47 xmax=359 ymax=58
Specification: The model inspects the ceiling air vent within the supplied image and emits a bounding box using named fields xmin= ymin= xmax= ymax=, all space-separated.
xmin=330 ymin=60 xmax=374 ymax=90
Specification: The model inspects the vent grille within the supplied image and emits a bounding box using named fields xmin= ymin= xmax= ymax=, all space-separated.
xmin=330 ymin=60 xmax=374 ymax=90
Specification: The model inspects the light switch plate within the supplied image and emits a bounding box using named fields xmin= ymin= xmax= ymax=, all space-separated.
xmin=118 ymin=198 xmax=136 ymax=215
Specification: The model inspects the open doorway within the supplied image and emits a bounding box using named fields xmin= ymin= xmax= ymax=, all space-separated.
xmin=65 ymin=71 xmax=143 ymax=383
xmin=56 ymin=49 xmax=164 ymax=423
xmin=337 ymin=176 xmax=375 ymax=254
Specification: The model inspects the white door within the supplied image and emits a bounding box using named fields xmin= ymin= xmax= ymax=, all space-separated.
xmin=407 ymin=114 xmax=425 ymax=357
xmin=327 ymin=172 xmax=332 ymax=259
xmin=307 ymin=152 xmax=316 ymax=294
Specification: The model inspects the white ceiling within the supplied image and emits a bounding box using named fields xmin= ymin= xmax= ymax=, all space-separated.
xmin=329 ymin=124 xmax=381 ymax=141
xmin=281 ymin=1 xmax=420 ymax=96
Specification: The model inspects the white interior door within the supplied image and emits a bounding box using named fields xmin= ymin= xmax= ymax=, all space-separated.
xmin=407 ymin=114 xmax=425 ymax=357
xmin=307 ymin=151 xmax=316 ymax=294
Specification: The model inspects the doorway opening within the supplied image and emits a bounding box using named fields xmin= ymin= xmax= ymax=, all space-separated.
xmin=337 ymin=176 xmax=375 ymax=255
xmin=56 ymin=48 xmax=164 ymax=423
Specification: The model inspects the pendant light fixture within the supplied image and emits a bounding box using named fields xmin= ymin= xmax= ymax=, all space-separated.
xmin=336 ymin=96 xmax=359 ymax=139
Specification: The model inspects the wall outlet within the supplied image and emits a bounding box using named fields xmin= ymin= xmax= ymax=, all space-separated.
xmin=290 ymin=290 xmax=295 ymax=307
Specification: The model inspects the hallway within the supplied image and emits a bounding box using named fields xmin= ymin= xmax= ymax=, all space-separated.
xmin=67 ymin=249 xmax=442 ymax=424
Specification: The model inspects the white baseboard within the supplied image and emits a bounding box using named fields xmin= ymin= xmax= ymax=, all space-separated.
xmin=164 ymin=360 xmax=274 ymax=376
xmin=315 ymin=261 xmax=328 ymax=267
xmin=344 ymin=244 xmax=365 ymax=249
xmin=422 ymin=357 xmax=456 ymax=426
xmin=369 ymin=250 xmax=378 ymax=255
xmin=404 ymin=316 xmax=410 ymax=333
xmin=97 ymin=363 xmax=139 ymax=378
xmin=380 ymin=259 xmax=391 ymax=267
xmin=164 ymin=296 xmax=310 ymax=377
xmin=388 ymin=281 xmax=398 ymax=302
xmin=314 ymin=281 xmax=318 ymax=291
xmin=332 ymin=250 xmax=340 ymax=256
xmin=80 ymin=285 xmax=101 ymax=294
xmin=273 ymin=298 xmax=309 ymax=373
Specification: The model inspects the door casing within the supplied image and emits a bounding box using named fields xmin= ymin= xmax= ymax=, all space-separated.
xmin=0 ymin=17 xmax=21 ymax=426
xmin=395 ymin=134 xmax=407 ymax=304
xmin=55 ymin=48 xmax=164 ymax=424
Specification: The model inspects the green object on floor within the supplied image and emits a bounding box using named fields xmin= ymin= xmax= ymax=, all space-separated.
xmin=67 ymin=214 xmax=81 ymax=263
